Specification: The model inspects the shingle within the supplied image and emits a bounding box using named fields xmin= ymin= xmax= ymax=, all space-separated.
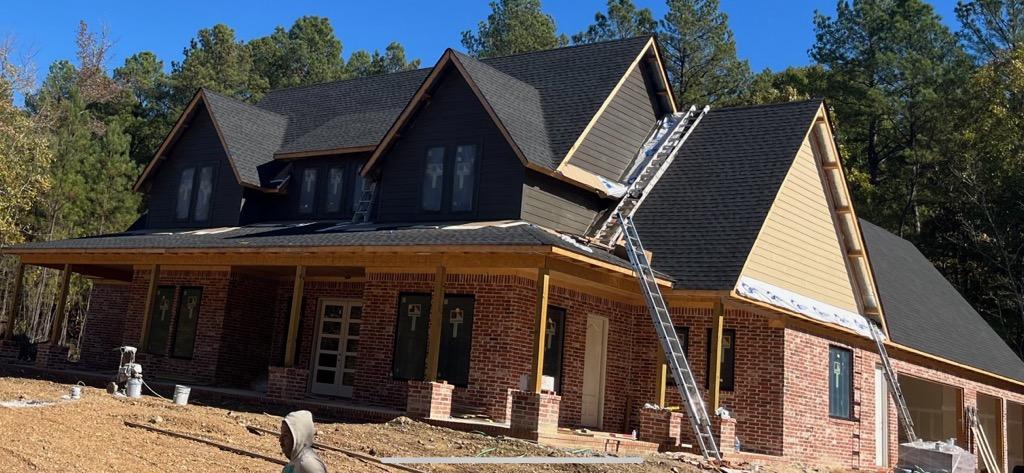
xmin=860 ymin=219 xmax=1024 ymax=381
xmin=201 ymin=89 xmax=288 ymax=187
xmin=634 ymin=99 xmax=823 ymax=290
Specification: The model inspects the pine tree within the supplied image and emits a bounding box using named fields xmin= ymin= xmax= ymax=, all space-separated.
xmin=171 ymin=24 xmax=268 ymax=105
xmin=345 ymin=42 xmax=422 ymax=77
xmin=461 ymin=0 xmax=568 ymax=58
xmin=955 ymin=0 xmax=1024 ymax=62
xmin=658 ymin=0 xmax=751 ymax=106
xmin=114 ymin=52 xmax=174 ymax=165
xmin=249 ymin=16 xmax=346 ymax=90
xmin=572 ymin=0 xmax=657 ymax=44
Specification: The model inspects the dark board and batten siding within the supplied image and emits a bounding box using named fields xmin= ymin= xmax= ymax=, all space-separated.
xmin=375 ymin=68 xmax=524 ymax=223
xmin=145 ymin=104 xmax=242 ymax=229
xmin=521 ymin=171 xmax=605 ymax=235
xmin=568 ymin=65 xmax=659 ymax=181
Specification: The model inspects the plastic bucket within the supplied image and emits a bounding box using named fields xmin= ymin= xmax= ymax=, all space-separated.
xmin=126 ymin=378 xmax=142 ymax=398
xmin=70 ymin=386 xmax=81 ymax=400
xmin=173 ymin=385 xmax=191 ymax=406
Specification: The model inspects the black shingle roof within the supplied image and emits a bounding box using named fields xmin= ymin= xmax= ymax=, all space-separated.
xmin=179 ymin=37 xmax=651 ymax=189
xmin=860 ymin=219 xmax=1024 ymax=382
xmin=634 ymin=99 xmax=823 ymax=290
xmin=12 ymin=222 xmax=643 ymax=274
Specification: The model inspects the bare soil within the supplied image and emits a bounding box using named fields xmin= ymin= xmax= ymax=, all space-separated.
xmin=0 ymin=377 xmax=848 ymax=472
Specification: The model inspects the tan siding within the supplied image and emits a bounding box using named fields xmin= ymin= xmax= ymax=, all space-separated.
xmin=740 ymin=136 xmax=860 ymax=312
xmin=570 ymin=66 xmax=658 ymax=180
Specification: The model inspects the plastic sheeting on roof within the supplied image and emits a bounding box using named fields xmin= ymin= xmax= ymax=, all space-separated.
xmin=736 ymin=276 xmax=873 ymax=338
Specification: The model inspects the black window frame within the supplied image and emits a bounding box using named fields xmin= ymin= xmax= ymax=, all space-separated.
xmin=146 ymin=286 xmax=177 ymax=355
xmin=437 ymin=294 xmax=475 ymax=387
xmin=828 ymin=345 xmax=855 ymax=420
xmin=543 ymin=305 xmax=567 ymax=392
xmin=171 ymin=286 xmax=203 ymax=359
xmin=174 ymin=163 xmax=217 ymax=224
xmin=323 ymin=165 xmax=347 ymax=215
xmin=418 ymin=142 xmax=481 ymax=215
xmin=705 ymin=328 xmax=736 ymax=392
xmin=297 ymin=167 xmax=319 ymax=215
xmin=391 ymin=292 xmax=432 ymax=381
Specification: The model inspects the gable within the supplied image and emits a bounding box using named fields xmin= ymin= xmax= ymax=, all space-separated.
xmin=568 ymin=64 xmax=660 ymax=180
xmin=374 ymin=67 xmax=524 ymax=223
xmin=739 ymin=132 xmax=860 ymax=312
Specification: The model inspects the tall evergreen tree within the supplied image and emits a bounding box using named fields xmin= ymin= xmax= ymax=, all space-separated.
xmin=812 ymin=0 xmax=971 ymax=235
xmin=956 ymin=0 xmax=1024 ymax=62
xmin=171 ymin=24 xmax=268 ymax=105
xmin=461 ymin=0 xmax=568 ymax=58
xmin=572 ymin=0 xmax=657 ymax=44
xmin=249 ymin=16 xmax=346 ymax=90
xmin=114 ymin=52 xmax=174 ymax=165
xmin=345 ymin=42 xmax=422 ymax=77
xmin=658 ymin=0 xmax=751 ymax=106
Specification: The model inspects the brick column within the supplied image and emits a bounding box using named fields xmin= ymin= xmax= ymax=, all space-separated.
xmin=509 ymin=390 xmax=561 ymax=440
xmin=34 ymin=344 xmax=70 ymax=370
xmin=406 ymin=380 xmax=454 ymax=419
xmin=718 ymin=416 xmax=737 ymax=455
xmin=267 ymin=366 xmax=309 ymax=400
xmin=638 ymin=406 xmax=684 ymax=450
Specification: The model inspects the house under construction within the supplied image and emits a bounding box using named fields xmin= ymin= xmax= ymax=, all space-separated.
xmin=3 ymin=36 xmax=1024 ymax=469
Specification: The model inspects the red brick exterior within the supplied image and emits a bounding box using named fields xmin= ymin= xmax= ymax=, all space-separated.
xmin=510 ymin=390 xmax=561 ymax=439
xmin=71 ymin=265 xmax=1024 ymax=469
xmin=638 ymin=406 xmax=684 ymax=448
xmin=406 ymin=380 xmax=454 ymax=419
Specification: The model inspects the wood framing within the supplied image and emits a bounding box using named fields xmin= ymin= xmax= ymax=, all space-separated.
xmin=283 ymin=265 xmax=306 ymax=367
xmin=424 ymin=266 xmax=446 ymax=382
xmin=707 ymin=299 xmax=725 ymax=411
xmin=530 ymin=267 xmax=551 ymax=393
xmin=138 ymin=264 xmax=161 ymax=347
xmin=49 ymin=264 xmax=72 ymax=344
xmin=656 ymin=350 xmax=668 ymax=407
xmin=3 ymin=261 xmax=24 ymax=340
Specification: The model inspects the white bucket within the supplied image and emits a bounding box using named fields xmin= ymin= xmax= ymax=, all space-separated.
xmin=70 ymin=386 xmax=82 ymax=400
xmin=126 ymin=378 xmax=142 ymax=398
xmin=173 ymin=385 xmax=191 ymax=406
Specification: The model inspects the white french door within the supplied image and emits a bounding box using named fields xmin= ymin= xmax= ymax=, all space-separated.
xmin=311 ymin=299 xmax=361 ymax=397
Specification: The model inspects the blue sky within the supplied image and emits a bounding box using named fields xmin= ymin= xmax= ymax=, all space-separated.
xmin=2 ymin=0 xmax=961 ymax=87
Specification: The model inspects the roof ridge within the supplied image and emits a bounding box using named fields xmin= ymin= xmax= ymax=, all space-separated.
xmin=478 ymin=35 xmax=652 ymax=62
xmin=709 ymin=98 xmax=823 ymax=114
xmin=202 ymin=88 xmax=289 ymax=120
xmin=256 ymin=67 xmax=431 ymax=103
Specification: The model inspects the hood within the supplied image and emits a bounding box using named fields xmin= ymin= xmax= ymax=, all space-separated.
xmin=283 ymin=410 xmax=316 ymax=459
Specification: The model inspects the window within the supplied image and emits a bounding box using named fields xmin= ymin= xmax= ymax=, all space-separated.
xmin=392 ymin=293 xmax=431 ymax=381
xmin=543 ymin=306 xmax=567 ymax=392
xmin=451 ymin=145 xmax=477 ymax=212
xmin=193 ymin=166 xmax=214 ymax=222
xmin=175 ymin=169 xmax=195 ymax=221
xmin=299 ymin=168 xmax=318 ymax=214
xmin=324 ymin=167 xmax=345 ymax=214
xmin=171 ymin=287 xmax=202 ymax=358
xmin=352 ymin=171 xmax=365 ymax=213
xmin=422 ymin=147 xmax=445 ymax=212
xmin=706 ymin=328 xmax=736 ymax=391
xmin=438 ymin=295 xmax=474 ymax=387
xmin=146 ymin=286 xmax=176 ymax=354
xmin=667 ymin=326 xmax=689 ymax=386
xmin=829 ymin=346 xmax=854 ymax=419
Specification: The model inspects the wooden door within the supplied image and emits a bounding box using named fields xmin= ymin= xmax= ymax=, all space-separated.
xmin=311 ymin=299 xmax=362 ymax=397
xmin=581 ymin=314 xmax=609 ymax=428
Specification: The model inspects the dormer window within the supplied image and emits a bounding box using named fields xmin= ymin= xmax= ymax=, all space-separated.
xmin=325 ymin=167 xmax=345 ymax=213
xmin=175 ymin=165 xmax=215 ymax=223
xmin=299 ymin=168 xmax=318 ymax=215
xmin=420 ymin=144 xmax=477 ymax=213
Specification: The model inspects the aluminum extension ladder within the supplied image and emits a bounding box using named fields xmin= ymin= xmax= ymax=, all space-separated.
xmin=618 ymin=212 xmax=722 ymax=461
xmin=592 ymin=105 xmax=709 ymax=247
xmin=351 ymin=179 xmax=377 ymax=223
xmin=869 ymin=322 xmax=918 ymax=442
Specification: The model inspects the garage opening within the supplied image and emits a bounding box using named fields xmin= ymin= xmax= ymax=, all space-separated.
xmin=1009 ymin=401 xmax=1024 ymax=471
xmin=977 ymin=393 xmax=1005 ymax=472
xmin=898 ymin=374 xmax=962 ymax=444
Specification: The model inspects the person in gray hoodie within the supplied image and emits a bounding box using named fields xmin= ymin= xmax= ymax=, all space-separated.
xmin=280 ymin=410 xmax=328 ymax=473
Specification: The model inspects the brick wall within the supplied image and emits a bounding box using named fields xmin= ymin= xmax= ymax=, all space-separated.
xmin=217 ymin=273 xmax=279 ymax=388
xmin=79 ymin=282 xmax=130 ymax=370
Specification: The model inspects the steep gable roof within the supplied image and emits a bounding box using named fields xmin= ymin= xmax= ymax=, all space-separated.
xmin=634 ymin=99 xmax=824 ymax=290
xmin=860 ymin=219 xmax=1024 ymax=382
xmin=202 ymin=89 xmax=288 ymax=187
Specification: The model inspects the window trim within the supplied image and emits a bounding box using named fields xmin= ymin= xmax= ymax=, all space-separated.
xmin=828 ymin=345 xmax=856 ymax=420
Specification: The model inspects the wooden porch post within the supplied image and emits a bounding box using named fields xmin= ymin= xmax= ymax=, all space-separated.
xmin=4 ymin=261 xmax=25 ymax=340
xmin=530 ymin=267 xmax=551 ymax=393
xmin=138 ymin=264 xmax=161 ymax=347
xmin=49 ymin=264 xmax=72 ymax=344
xmin=708 ymin=299 xmax=725 ymax=412
xmin=656 ymin=349 xmax=668 ymax=407
xmin=425 ymin=266 xmax=446 ymax=382
xmin=283 ymin=265 xmax=306 ymax=367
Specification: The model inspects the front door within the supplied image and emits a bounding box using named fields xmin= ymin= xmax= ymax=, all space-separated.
xmin=581 ymin=314 xmax=609 ymax=428
xmin=311 ymin=299 xmax=361 ymax=397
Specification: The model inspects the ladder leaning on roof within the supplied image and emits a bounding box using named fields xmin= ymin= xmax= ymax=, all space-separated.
xmin=870 ymin=322 xmax=918 ymax=443
xmin=351 ymin=179 xmax=377 ymax=223
xmin=618 ymin=212 xmax=722 ymax=461
xmin=591 ymin=105 xmax=709 ymax=247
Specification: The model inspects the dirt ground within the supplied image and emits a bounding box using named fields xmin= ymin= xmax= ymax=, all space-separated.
xmin=0 ymin=376 xmax=850 ymax=472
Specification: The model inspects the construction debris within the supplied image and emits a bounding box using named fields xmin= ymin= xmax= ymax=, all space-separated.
xmin=896 ymin=439 xmax=977 ymax=473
